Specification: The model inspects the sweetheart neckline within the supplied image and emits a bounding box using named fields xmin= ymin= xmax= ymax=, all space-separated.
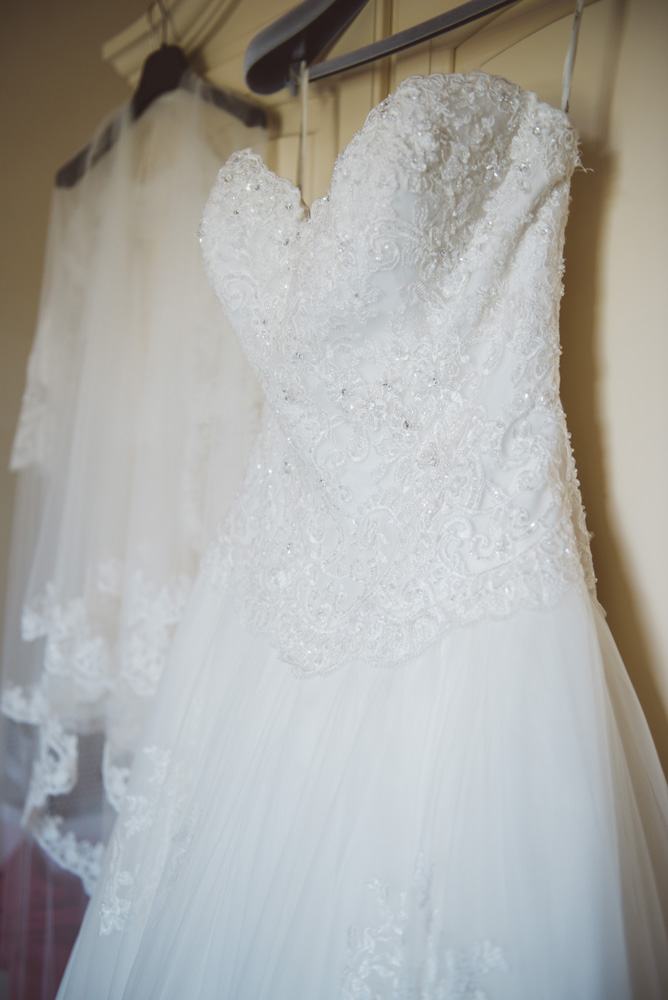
xmin=240 ymin=70 xmax=574 ymax=216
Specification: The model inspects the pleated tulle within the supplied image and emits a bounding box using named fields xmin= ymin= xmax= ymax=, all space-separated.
xmin=56 ymin=579 xmax=668 ymax=1000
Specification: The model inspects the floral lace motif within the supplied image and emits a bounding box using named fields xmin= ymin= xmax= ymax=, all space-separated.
xmin=10 ymin=382 xmax=48 ymax=470
xmin=1 ymin=563 xmax=193 ymax=889
xmin=200 ymin=72 xmax=594 ymax=676
xmin=341 ymin=859 xmax=506 ymax=998
xmin=99 ymin=698 xmax=204 ymax=935
xmin=32 ymin=816 xmax=104 ymax=897
xmin=19 ymin=563 xmax=191 ymax=699
xmin=99 ymin=744 xmax=173 ymax=934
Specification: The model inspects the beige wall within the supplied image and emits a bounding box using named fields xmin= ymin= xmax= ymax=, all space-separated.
xmin=587 ymin=0 xmax=668 ymax=760
xmin=1 ymin=0 xmax=667 ymax=768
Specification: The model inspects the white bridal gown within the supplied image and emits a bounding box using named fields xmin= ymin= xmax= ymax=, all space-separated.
xmin=57 ymin=73 xmax=668 ymax=1000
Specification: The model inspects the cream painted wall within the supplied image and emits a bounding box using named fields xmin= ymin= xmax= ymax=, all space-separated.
xmin=1 ymin=0 xmax=666 ymax=769
xmin=591 ymin=0 xmax=668 ymax=755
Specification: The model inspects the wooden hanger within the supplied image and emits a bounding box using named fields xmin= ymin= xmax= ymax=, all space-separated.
xmin=56 ymin=3 xmax=267 ymax=188
xmin=245 ymin=0 xmax=373 ymax=95
xmin=244 ymin=0 xmax=522 ymax=94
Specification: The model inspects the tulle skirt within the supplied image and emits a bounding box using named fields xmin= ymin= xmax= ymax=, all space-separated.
xmin=56 ymin=576 xmax=668 ymax=999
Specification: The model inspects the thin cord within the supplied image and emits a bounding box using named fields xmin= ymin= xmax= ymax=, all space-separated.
xmin=156 ymin=0 xmax=170 ymax=45
xmin=561 ymin=0 xmax=585 ymax=114
xmin=298 ymin=60 xmax=309 ymax=193
xmin=146 ymin=3 xmax=158 ymax=52
xmin=146 ymin=0 xmax=179 ymax=48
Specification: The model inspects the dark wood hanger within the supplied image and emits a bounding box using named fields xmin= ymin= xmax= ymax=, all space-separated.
xmin=56 ymin=44 xmax=267 ymax=189
xmin=244 ymin=0 xmax=372 ymax=95
xmin=131 ymin=42 xmax=190 ymax=119
xmin=245 ymin=0 xmax=521 ymax=94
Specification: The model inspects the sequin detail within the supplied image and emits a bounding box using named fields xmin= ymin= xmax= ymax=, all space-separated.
xmin=200 ymin=72 xmax=594 ymax=676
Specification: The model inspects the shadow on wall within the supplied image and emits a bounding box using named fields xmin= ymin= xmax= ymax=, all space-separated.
xmin=559 ymin=0 xmax=668 ymax=776
xmin=560 ymin=138 xmax=668 ymax=777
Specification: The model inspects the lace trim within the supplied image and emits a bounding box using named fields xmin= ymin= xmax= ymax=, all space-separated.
xmin=341 ymin=858 xmax=507 ymax=998
xmin=1 ymin=683 xmax=48 ymax=724
xmin=31 ymin=815 xmax=104 ymax=896
xmin=10 ymin=382 xmax=48 ymax=470
xmin=19 ymin=564 xmax=191 ymax=697
xmin=99 ymin=744 xmax=173 ymax=934
xmin=1 ymin=563 xmax=193 ymax=889
xmin=99 ymin=695 xmax=204 ymax=933
xmin=99 ymin=832 xmax=135 ymax=935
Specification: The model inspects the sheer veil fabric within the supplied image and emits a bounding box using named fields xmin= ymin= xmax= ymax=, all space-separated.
xmin=0 ymin=77 xmax=265 ymax=891
xmin=56 ymin=73 xmax=668 ymax=999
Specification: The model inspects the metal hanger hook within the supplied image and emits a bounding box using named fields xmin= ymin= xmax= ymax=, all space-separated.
xmin=156 ymin=0 xmax=170 ymax=45
xmin=146 ymin=0 xmax=179 ymax=48
xmin=146 ymin=2 xmax=159 ymax=51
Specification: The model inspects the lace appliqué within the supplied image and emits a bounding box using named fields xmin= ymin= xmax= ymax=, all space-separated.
xmin=99 ymin=695 xmax=204 ymax=934
xmin=33 ymin=817 xmax=104 ymax=897
xmin=99 ymin=833 xmax=135 ymax=935
xmin=200 ymin=72 xmax=594 ymax=676
xmin=99 ymin=744 xmax=172 ymax=935
xmin=10 ymin=382 xmax=49 ymax=470
xmin=18 ymin=563 xmax=191 ymax=698
xmin=341 ymin=860 xmax=506 ymax=999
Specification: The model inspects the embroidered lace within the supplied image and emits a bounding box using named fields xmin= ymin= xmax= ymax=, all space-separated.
xmin=342 ymin=860 xmax=506 ymax=998
xmin=200 ymin=72 xmax=595 ymax=676
xmin=2 ymin=565 xmax=194 ymax=887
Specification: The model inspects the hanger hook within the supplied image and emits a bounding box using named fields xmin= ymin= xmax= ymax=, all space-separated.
xmin=146 ymin=2 xmax=158 ymax=51
xmin=146 ymin=0 xmax=177 ymax=48
xmin=156 ymin=0 xmax=169 ymax=45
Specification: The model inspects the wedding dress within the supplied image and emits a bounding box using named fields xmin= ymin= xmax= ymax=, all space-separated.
xmin=0 ymin=79 xmax=265 ymax=889
xmin=56 ymin=72 xmax=668 ymax=999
